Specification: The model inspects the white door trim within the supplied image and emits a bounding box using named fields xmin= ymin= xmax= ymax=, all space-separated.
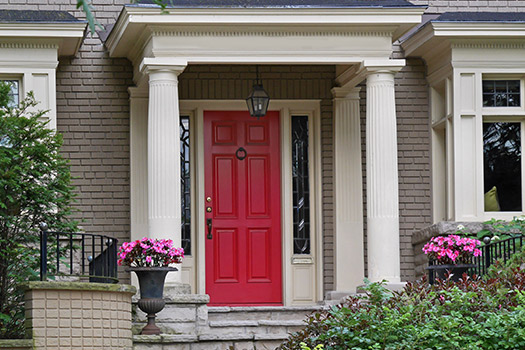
xmin=180 ymin=99 xmax=322 ymax=305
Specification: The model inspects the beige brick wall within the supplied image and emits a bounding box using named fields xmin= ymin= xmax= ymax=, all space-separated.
xmin=178 ymin=65 xmax=336 ymax=292
xmin=25 ymin=282 xmax=135 ymax=350
xmin=0 ymin=0 xmax=134 ymax=283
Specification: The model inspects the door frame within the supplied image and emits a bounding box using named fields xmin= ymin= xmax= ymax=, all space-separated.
xmin=180 ymin=100 xmax=323 ymax=305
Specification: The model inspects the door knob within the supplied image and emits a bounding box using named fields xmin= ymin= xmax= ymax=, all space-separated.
xmin=206 ymin=197 xmax=212 ymax=202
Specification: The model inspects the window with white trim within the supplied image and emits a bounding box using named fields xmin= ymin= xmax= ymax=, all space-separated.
xmin=482 ymin=78 xmax=525 ymax=212
xmin=1 ymin=80 xmax=20 ymax=107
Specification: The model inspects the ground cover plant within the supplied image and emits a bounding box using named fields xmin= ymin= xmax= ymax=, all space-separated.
xmin=0 ymin=83 xmax=77 ymax=338
xmin=280 ymin=261 xmax=525 ymax=349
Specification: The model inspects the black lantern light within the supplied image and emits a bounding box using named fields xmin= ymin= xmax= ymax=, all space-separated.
xmin=246 ymin=66 xmax=270 ymax=119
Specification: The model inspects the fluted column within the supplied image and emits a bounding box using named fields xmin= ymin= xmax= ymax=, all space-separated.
xmin=143 ymin=63 xmax=186 ymax=285
xmin=366 ymin=69 xmax=402 ymax=284
xmin=332 ymin=87 xmax=364 ymax=294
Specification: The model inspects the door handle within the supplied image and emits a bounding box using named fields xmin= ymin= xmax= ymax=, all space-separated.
xmin=207 ymin=218 xmax=213 ymax=240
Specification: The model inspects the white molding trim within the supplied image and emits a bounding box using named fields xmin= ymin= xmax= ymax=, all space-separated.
xmin=107 ymin=6 xmax=424 ymax=61
xmin=179 ymin=99 xmax=322 ymax=305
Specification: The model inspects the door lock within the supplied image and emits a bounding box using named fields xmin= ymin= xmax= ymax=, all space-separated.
xmin=206 ymin=197 xmax=212 ymax=203
xmin=206 ymin=207 xmax=212 ymax=213
xmin=207 ymin=218 xmax=213 ymax=239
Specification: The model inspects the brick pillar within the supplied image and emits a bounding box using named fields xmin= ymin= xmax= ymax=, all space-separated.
xmin=24 ymin=281 xmax=136 ymax=350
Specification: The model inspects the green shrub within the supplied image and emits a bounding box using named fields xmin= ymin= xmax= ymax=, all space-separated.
xmin=0 ymin=82 xmax=77 ymax=338
xmin=280 ymin=270 xmax=525 ymax=350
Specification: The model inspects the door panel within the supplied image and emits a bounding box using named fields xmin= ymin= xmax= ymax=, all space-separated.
xmin=204 ymin=110 xmax=282 ymax=306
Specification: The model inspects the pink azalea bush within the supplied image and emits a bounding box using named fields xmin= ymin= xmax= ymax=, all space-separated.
xmin=423 ymin=235 xmax=482 ymax=265
xmin=117 ymin=238 xmax=184 ymax=267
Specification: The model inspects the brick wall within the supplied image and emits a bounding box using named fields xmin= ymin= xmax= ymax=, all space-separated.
xmin=0 ymin=0 xmax=133 ymax=282
xmin=178 ymin=65 xmax=337 ymax=292
xmin=24 ymin=281 xmax=135 ymax=350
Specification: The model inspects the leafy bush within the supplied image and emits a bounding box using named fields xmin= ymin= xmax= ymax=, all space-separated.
xmin=280 ymin=269 xmax=525 ymax=350
xmin=0 ymin=82 xmax=77 ymax=338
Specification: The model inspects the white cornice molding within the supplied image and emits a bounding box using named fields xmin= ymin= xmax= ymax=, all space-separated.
xmin=403 ymin=21 xmax=525 ymax=57
xmin=151 ymin=29 xmax=395 ymax=37
xmin=124 ymin=6 xmax=425 ymax=24
xmin=0 ymin=42 xmax=59 ymax=50
xmin=0 ymin=22 xmax=86 ymax=56
xmin=107 ymin=6 xmax=424 ymax=58
xmin=451 ymin=41 xmax=525 ymax=49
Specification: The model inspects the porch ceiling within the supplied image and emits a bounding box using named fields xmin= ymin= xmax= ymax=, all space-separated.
xmin=105 ymin=6 xmax=424 ymax=71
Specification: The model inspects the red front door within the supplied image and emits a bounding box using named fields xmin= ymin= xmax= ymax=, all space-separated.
xmin=204 ymin=110 xmax=282 ymax=306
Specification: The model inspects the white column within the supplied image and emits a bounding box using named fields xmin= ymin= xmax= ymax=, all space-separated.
xmin=331 ymin=87 xmax=364 ymax=294
xmin=143 ymin=63 xmax=186 ymax=285
xmin=366 ymin=69 xmax=402 ymax=284
xmin=129 ymin=87 xmax=149 ymax=241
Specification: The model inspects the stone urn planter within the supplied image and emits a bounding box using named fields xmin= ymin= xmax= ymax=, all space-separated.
xmin=426 ymin=264 xmax=475 ymax=284
xmin=130 ymin=266 xmax=178 ymax=335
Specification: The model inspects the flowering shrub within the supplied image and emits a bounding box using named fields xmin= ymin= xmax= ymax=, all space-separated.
xmin=423 ymin=234 xmax=482 ymax=265
xmin=279 ymin=267 xmax=525 ymax=350
xmin=117 ymin=238 xmax=184 ymax=267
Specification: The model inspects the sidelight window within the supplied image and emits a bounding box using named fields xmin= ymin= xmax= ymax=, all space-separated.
xmin=180 ymin=116 xmax=191 ymax=255
xmin=292 ymin=116 xmax=311 ymax=254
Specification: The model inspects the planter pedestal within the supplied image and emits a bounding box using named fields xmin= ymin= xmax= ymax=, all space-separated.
xmin=427 ymin=264 xmax=474 ymax=284
xmin=130 ymin=267 xmax=177 ymax=335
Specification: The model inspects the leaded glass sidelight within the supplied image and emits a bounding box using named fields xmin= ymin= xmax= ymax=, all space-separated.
xmin=180 ymin=116 xmax=191 ymax=255
xmin=292 ymin=116 xmax=311 ymax=254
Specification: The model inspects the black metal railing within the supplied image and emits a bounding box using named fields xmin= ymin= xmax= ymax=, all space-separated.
xmin=39 ymin=223 xmax=118 ymax=283
xmin=470 ymin=235 xmax=524 ymax=276
xmin=427 ymin=235 xmax=524 ymax=281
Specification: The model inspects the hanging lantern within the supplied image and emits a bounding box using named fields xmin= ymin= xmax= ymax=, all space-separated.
xmin=246 ymin=66 xmax=270 ymax=119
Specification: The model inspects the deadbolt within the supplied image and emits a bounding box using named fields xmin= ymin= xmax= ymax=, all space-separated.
xmin=206 ymin=207 xmax=212 ymax=213
xmin=206 ymin=197 xmax=212 ymax=203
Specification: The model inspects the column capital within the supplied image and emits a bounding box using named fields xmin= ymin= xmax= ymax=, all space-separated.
xmin=139 ymin=57 xmax=187 ymax=76
xmin=331 ymin=86 xmax=361 ymax=100
xmin=361 ymin=59 xmax=405 ymax=75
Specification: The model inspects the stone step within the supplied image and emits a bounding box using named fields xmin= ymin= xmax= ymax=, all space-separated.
xmin=207 ymin=305 xmax=324 ymax=322
xmin=134 ymin=334 xmax=287 ymax=350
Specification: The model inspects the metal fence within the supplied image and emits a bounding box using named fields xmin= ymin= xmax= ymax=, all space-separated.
xmin=427 ymin=234 xmax=523 ymax=282
xmin=39 ymin=223 xmax=118 ymax=283
xmin=470 ymin=235 xmax=524 ymax=276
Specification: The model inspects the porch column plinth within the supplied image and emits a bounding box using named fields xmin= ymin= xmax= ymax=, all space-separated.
xmin=144 ymin=63 xmax=186 ymax=284
xmin=331 ymin=86 xmax=364 ymax=294
xmin=365 ymin=66 xmax=403 ymax=284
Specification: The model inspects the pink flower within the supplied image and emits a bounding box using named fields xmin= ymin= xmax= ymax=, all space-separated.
xmin=145 ymin=256 xmax=152 ymax=264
